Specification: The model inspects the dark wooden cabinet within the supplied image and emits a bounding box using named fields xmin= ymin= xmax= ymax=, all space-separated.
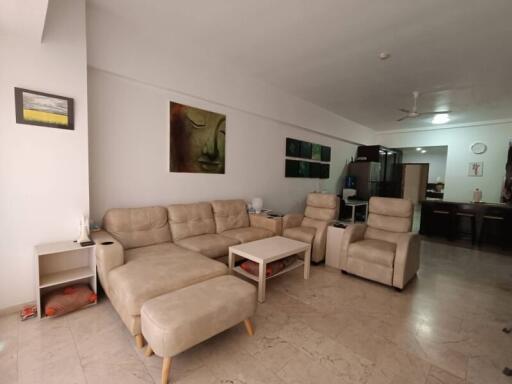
xmin=420 ymin=201 xmax=512 ymax=248
xmin=350 ymin=145 xmax=402 ymax=199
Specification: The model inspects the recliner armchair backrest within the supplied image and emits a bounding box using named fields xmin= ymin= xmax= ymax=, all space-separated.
xmin=367 ymin=197 xmax=413 ymax=233
xmin=304 ymin=193 xmax=339 ymax=222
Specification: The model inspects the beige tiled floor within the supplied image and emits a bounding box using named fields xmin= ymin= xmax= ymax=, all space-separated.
xmin=1 ymin=239 xmax=512 ymax=384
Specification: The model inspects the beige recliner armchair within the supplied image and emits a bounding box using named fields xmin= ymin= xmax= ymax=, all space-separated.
xmin=340 ymin=197 xmax=420 ymax=290
xmin=283 ymin=193 xmax=339 ymax=263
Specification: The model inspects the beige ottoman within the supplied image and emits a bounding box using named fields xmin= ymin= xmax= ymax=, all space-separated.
xmin=141 ymin=275 xmax=257 ymax=384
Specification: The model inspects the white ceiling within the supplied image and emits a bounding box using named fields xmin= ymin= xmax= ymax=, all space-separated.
xmin=86 ymin=0 xmax=512 ymax=132
xmin=401 ymin=146 xmax=448 ymax=156
xmin=0 ymin=0 xmax=48 ymax=41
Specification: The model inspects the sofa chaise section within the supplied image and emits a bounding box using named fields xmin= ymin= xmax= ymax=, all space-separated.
xmin=92 ymin=206 xmax=228 ymax=347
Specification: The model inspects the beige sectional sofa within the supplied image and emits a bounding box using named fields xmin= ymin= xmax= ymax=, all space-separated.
xmin=92 ymin=199 xmax=277 ymax=347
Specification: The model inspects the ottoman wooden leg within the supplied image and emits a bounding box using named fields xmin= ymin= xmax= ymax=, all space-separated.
xmin=244 ymin=319 xmax=254 ymax=336
xmin=135 ymin=334 xmax=144 ymax=349
xmin=145 ymin=345 xmax=153 ymax=357
xmin=162 ymin=357 xmax=172 ymax=384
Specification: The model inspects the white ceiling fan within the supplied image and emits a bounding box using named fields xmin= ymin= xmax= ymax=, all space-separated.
xmin=397 ymin=91 xmax=451 ymax=122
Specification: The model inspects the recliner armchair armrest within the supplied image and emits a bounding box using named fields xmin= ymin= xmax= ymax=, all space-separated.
xmin=249 ymin=213 xmax=282 ymax=235
xmin=91 ymin=230 xmax=124 ymax=295
xmin=340 ymin=224 xmax=366 ymax=270
xmin=283 ymin=213 xmax=304 ymax=230
xmin=392 ymin=232 xmax=420 ymax=289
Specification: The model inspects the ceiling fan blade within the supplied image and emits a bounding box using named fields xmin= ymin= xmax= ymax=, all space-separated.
xmin=398 ymin=108 xmax=410 ymax=113
xmin=419 ymin=110 xmax=452 ymax=115
xmin=396 ymin=115 xmax=409 ymax=122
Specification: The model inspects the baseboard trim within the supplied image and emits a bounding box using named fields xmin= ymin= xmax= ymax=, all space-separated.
xmin=0 ymin=301 xmax=36 ymax=317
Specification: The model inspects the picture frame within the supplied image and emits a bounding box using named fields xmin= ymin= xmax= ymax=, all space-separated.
xmin=468 ymin=162 xmax=483 ymax=177
xmin=299 ymin=141 xmax=312 ymax=159
xmin=320 ymin=164 xmax=330 ymax=179
xmin=285 ymin=138 xmax=301 ymax=158
xmin=321 ymin=146 xmax=331 ymax=162
xmin=312 ymin=143 xmax=322 ymax=161
xmin=298 ymin=161 xmax=311 ymax=177
xmin=285 ymin=159 xmax=300 ymax=177
xmin=310 ymin=162 xmax=321 ymax=178
xmin=14 ymin=88 xmax=74 ymax=130
xmin=169 ymin=101 xmax=226 ymax=174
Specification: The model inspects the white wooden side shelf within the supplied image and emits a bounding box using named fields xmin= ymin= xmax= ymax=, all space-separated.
xmin=34 ymin=241 xmax=97 ymax=318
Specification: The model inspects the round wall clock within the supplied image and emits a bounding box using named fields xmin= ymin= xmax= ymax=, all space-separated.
xmin=470 ymin=142 xmax=487 ymax=154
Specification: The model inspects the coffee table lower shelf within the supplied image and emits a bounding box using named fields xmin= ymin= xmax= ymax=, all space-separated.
xmin=233 ymin=259 xmax=305 ymax=282
xmin=228 ymin=236 xmax=311 ymax=303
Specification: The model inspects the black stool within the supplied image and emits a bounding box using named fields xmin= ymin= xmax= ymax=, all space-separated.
xmin=479 ymin=207 xmax=508 ymax=249
xmin=429 ymin=203 xmax=454 ymax=240
xmin=454 ymin=204 xmax=477 ymax=244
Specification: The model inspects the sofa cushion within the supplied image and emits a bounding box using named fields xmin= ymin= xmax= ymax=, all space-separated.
xmin=348 ymin=239 xmax=396 ymax=267
xmin=282 ymin=226 xmax=316 ymax=244
xmin=221 ymin=227 xmax=273 ymax=243
xmin=103 ymin=207 xmax=171 ymax=249
xmin=168 ymin=202 xmax=215 ymax=241
xmin=368 ymin=214 xmax=411 ymax=233
xmin=346 ymin=257 xmax=393 ymax=286
xmin=175 ymin=234 xmax=239 ymax=258
xmin=124 ymin=242 xmax=184 ymax=263
xmin=211 ymin=199 xmax=249 ymax=233
xmin=369 ymin=197 xmax=413 ymax=218
xmin=108 ymin=244 xmax=227 ymax=316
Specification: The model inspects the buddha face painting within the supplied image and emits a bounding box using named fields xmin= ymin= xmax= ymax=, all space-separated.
xmin=169 ymin=102 xmax=226 ymax=174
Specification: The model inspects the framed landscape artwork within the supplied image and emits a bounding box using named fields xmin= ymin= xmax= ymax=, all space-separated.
xmin=14 ymin=88 xmax=74 ymax=130
xmin=169 ymin=102 xmax=226 ymax=174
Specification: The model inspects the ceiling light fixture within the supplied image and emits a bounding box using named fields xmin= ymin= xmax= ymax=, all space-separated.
xmin=379 ymin=52 xmax=391 ymax=60
xmin=416 ymin=147 xmax=422 ymax=151
xmin=421 ymin=150 xmax=427 ymax=154
xmin=432 ymin=114 xmax=450 ymax=125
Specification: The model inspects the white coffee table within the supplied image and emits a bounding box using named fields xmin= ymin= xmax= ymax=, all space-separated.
xmin=228 ymin=236 xmax=311 ymax=303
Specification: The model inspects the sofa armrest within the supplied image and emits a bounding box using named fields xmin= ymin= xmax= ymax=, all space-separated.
xmin=339 ymin=224 xmax=366 ymax=271
xmin=249 ymin=213 xmax=283 ymax=235
xmin=91 ymin=230 xmax=124 ymax=295
xmin=392 ymin=232 xmax=420 ymax=289
xmin=283 ymin=213 xmax=304 ymax=230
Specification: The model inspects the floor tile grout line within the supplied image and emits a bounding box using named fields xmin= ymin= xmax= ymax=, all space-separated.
xmin=66 ymin=315 xmax=90 ymax=384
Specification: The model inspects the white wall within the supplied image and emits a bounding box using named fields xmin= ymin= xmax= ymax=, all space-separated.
xmin=85 ymin=4 xmax=375 ymax=146
xmin=378 ymin=122 xmax=512 ymax=203
xmin=0 ymin=0 xmax=89 ymax=310
xmin=402 ymin=148 xmax=447 ymax=183
xmin=88 ymin=69 xmax=356 ymax=222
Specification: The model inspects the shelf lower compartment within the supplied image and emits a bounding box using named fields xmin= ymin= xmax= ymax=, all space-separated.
xmin=39 ymin=266 xmax=95 ymax=288
xmin=233 ymin=259 xmax=304 ymax=282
